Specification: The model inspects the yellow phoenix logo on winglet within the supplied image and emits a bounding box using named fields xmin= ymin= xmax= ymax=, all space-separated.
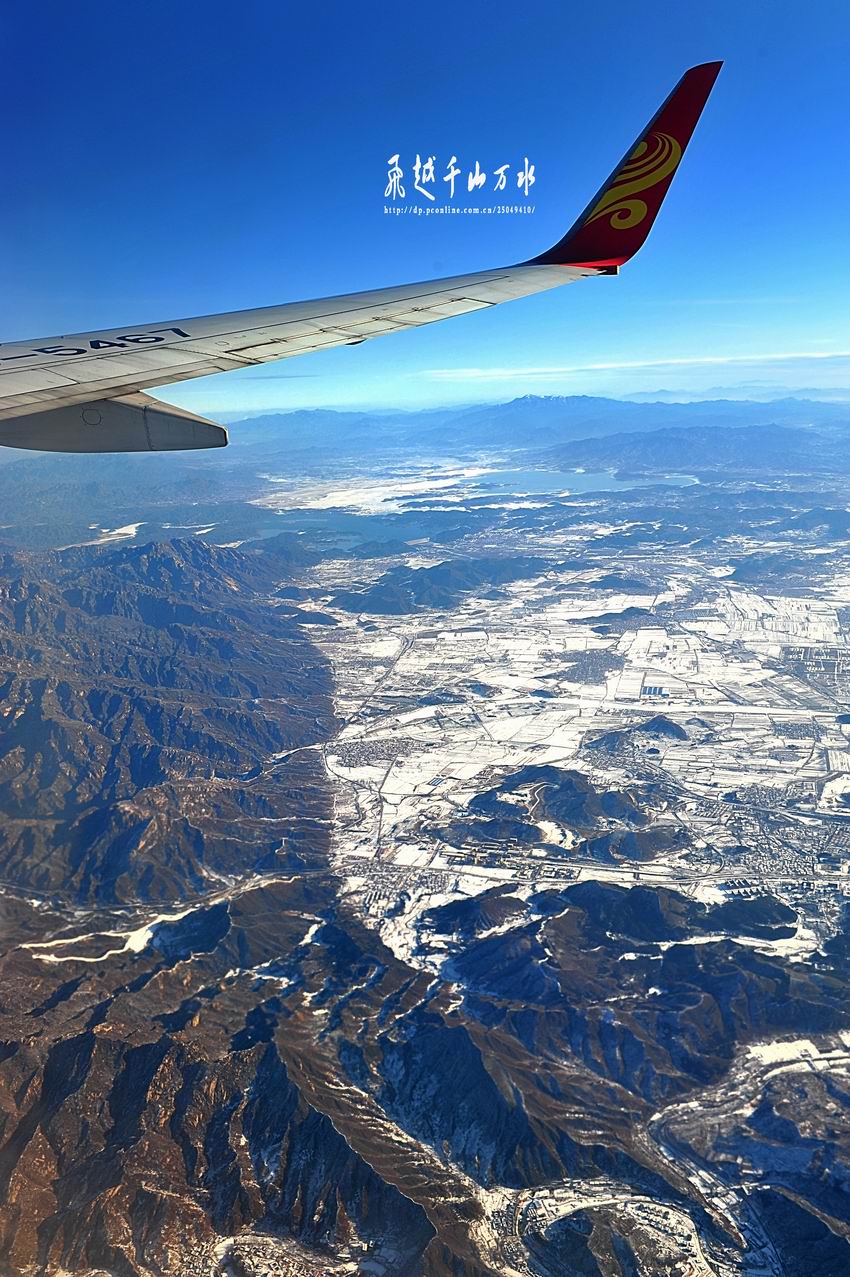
xmin=586 ymin=131 xmax=683 ymax=230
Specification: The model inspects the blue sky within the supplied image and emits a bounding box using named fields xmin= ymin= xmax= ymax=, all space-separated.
xmin=2 ymin=1 xmax=849 ymax=411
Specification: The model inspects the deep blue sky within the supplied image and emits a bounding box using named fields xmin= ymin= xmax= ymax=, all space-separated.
xmin=2 ymin=2 xmax=849 ymax=411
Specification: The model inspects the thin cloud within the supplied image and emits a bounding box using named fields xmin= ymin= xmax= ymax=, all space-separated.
xmin=421 ymin=349 xmax=850 ymax=381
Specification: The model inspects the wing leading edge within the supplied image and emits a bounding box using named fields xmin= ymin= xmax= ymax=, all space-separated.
xmin=0 ymin=62 xmax=721 ymax=453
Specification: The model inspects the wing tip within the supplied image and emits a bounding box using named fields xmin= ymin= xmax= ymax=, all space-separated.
xmin=526 ymin=59 xmax=723 ymax=271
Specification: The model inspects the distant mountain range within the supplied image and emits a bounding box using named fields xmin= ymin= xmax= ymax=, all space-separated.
xmin=622 ymin=385 xmax=850 ymax=404
xmin=227 ymin=393 xmax=850 ymax=456
xmin=542 ymin=421 xmax=845 ymax=477
xmin=0 ymin=393 xmax=848 ymax=551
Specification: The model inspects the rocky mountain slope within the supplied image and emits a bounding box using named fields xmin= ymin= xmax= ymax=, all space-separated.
xmin=1 ymin=533 xmax=849 ymax=1275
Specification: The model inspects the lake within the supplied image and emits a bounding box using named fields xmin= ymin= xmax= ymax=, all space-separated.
xmin=468 ymin=468 xmax=696 ymax=495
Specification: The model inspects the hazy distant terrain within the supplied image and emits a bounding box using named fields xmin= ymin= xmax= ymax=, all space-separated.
xmin=1 ymin=395 xmax=850 ymax=1276
xmin=1 ymin=392 xmax=848 ymax=550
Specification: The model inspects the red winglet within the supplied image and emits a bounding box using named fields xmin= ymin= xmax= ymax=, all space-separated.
xmin=529 ymin=61 xmax=722 ymax=270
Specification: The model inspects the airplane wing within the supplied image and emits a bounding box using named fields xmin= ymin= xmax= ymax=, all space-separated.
xmin=0 ymin=61 xmax=721 ymax=453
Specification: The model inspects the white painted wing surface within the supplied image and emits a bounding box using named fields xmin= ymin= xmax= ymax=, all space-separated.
xmin=0 ymin=266 xmax=593 ymax=450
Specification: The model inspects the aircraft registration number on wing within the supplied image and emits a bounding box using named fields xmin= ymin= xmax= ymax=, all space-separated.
xmin=0 ymin=328 xmax=192 ymax=361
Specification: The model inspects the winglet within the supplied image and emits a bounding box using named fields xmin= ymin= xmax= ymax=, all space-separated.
xmin=529 ymin=61 xmax=722 ymax=270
